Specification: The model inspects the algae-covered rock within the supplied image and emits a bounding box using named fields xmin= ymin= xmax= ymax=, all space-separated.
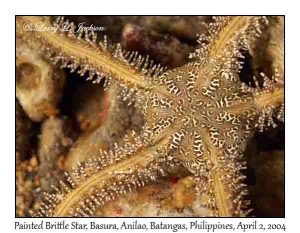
xmin=65 ymin=86 xmax=144 ymax=172
xmin=16 ymin=39 xmax=66 ymax=122
xmin=250 ymin=16 xmax=284 ymax=85
xmin=38 ymin=116 xmax=73 ymax=191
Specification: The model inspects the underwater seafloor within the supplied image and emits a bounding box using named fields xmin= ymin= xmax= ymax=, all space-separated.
xmin=16 ymin=16 xmax=284 ymax=217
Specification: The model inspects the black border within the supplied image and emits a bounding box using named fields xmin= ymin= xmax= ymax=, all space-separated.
xmin=15 ymin=15 xmax=286 ymax=219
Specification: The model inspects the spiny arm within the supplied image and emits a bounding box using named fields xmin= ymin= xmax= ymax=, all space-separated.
xmin=16 ymin=16 xmax=164 ymax=91
xmin=243 ymin=72 xmax=284 ymax=131
xmin=191 ymin=16 xmax=268 ymax=60
xmin=34 ymin=130 xmax=170 ymax=217
xmin=190 ymin=16 xmax=269 ymax=89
